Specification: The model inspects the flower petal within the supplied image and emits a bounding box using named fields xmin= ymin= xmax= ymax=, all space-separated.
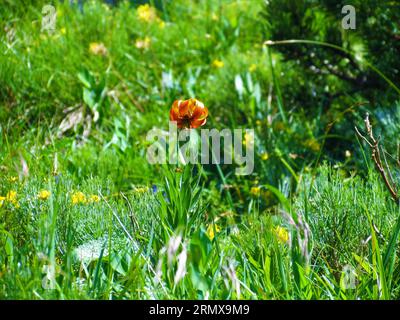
xmin=190 ymin=118 xmax=207 ymax=129
xmin=170 ymin=104 xmax=180 ymax=121
xmin=178 ymin=100 xmax=190 ymax=118
xmin=192 ymin=105 xmax=208 ymax=121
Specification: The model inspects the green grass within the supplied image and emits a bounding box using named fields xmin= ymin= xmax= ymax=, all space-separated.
xmin=1 ymin=163 xmax=400 ymax=299
xmin=1 ymin=0 xmax=400 ymax=300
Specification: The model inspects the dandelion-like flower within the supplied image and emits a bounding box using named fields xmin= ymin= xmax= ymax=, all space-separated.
xmin=169 ymin=98 xmax=208 ymax=129
xmin=250 ymin=186 xmax=261 ymax=197
xmin=274 ymin=226 xmax=289 ymax=244
xmin=249 ymin=64 xmax=257 ymax=72
xmin=137 ymin=4 xmax=158 ymax=23
xmin=261 ymin=152 xmax=269 ymax=161
xmin=133 ymin=187 xmax=149 ymax=194
xmin=71 ymin=191 xmax=86 ymax=205
xmin=206 ymin=224 xmax=221 ymax=240
xmin=6 ymin=190 xmax=20 ymax=208
xmin=88 ymin=195 xmax=100 ymax=203
xmin=6 ymin=190 xmax=17 ymax=201
xmin=38 ymin=190 xmax=51 ymax=200
xmin=212 ymin=59 xmax=224 ymax=68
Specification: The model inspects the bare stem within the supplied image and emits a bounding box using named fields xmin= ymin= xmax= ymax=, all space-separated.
xmin=355 ymin=114 xmax=398 ymax=202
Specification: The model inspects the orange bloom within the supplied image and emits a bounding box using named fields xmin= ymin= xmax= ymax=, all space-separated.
xmin=169 ymin=98 xmax=208 ymax=129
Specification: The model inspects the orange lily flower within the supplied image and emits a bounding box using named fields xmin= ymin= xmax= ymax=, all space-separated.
xmin=169 ymin=98 xmax=208 ymax=129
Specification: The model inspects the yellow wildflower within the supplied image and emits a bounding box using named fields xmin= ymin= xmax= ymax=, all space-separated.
xmin=6 ymin=190 xmax=17 ymax=202
xmin=88 ymin=195 xmax=100 ymax=203
xmin=250 ymin=186 xmax=261 ymax=197
xmin=249 ymin=64 xmax=257 ymax=72
xmin=89 ymin=42 xmax=108 ymax=56
xmin=137 ymin=4 xmax=158 ymax=23
xmin=243 ymin=131 xmax=254 ymax=147
xmin=135 ymin=36 xmax=151 ymax=50
xmin=158 ymin=20 xmax=166 ymax=29
xmin=212 ymin=59 xmax=224 ymax=69
xmin=9 ymin=176 xmax=18 ymax=183
xmin=261 ymin=152 xmax=269 ymax=161
xmin=206 ymin=224 xmax=221 ymax=240
xmin=6 ymin=190 xmax=19 ymax=208
xmin=60 ymin=27 xmax=66 ymax=35
xmin=71 ymin=191 xmax=86 ymax=205
xmin=274 ymin=226 xmax=289 ymax=244
xmin=134 ymin=187 xmax=149 ymax=194
xmin=38 ymin=190 xmax=51 ymax=200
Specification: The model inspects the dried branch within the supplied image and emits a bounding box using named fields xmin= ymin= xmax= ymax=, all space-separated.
xmin=355 ymin=113 xmax=399 ymax=202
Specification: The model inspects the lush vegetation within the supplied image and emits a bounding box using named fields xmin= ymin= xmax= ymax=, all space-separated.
xmin=1 ymin=0 xmax=400 ymax=299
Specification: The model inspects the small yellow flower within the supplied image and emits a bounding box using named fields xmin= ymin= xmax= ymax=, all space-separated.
xmin=137 ymin=4 xmax=158 ymax=23
xmin=249 ymin=64 xmax=257 ymax=72
xmin=88 ymin=195 xmax=100 ymax=203
xmin=158 ymin=20 xmax=166 ymax=29
xmin=135 ymin=36 xmax=151 ymax=50
xmin=38 ymin=190 xmax=51 ymax=200
xmin=89 ymin=42 xmax=108 ymax=56
xmin=206 ymin=224 xmax=221 ymax=240
xmin=250 ymin=186 xmax=261 ymax=197
xmin=60 ymin=27 xmax=66 ymax=35
xmin=243 ymin=131 xmax=254 ymax=147
xmin=6 ymin=190 xmax=17 ymax=202
xmin=6 ymin=190 xmax=19 ymax=208
xmin=261 ymin=152 xmax=269 ymax=161
xmin=71 ymin=191 xmax=86 ymax=205
xmin=212 ymin=59 xmax=224 ymax=69
xmin=9 ymin=176 xmax=18 ymax=183
xmin=134 ymin=187 xmax=149 ymax=194
xmin=274 ymin=226 xmax=289 ymax=244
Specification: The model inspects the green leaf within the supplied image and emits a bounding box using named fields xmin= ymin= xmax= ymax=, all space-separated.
xmin=83 ymin=88 xmax=96 ymax=109
xmin=77 ymin=70 xmax=94 ymax=88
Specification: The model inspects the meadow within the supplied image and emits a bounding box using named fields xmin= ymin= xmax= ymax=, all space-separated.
xmin=1 ymin=0 xmax=400 ymax=300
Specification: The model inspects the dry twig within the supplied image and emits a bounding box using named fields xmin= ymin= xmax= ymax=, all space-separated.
xmin=355 ymin=113 xmax=399 ymax=202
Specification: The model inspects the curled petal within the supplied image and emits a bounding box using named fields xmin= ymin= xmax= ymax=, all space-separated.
xmin=192 ymin=106 xmax=208 ymax=121
xmin=170 ymin=105 xmax=180 ymax=121
xmin=187 ymin=99 xmax=198 ymax=116
xmin=178 ymin=100 xmax=190 ymax=118
xmin=190 ymin=118 xmax=207 ymax=129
